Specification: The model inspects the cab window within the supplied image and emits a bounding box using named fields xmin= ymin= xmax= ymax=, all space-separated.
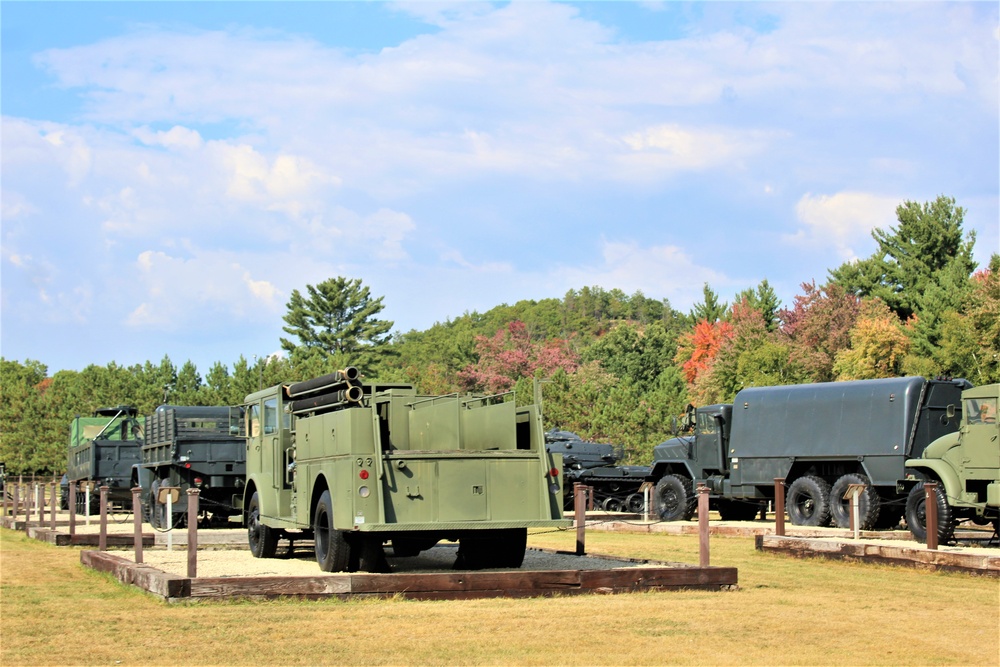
xmin=263 ymin=398 xmax=279 ymax=435
xmin=247 ymin=404 xmax=261 ymax=438
xmin=697 ymin=412 xmax=717 ymax=435
xmin=968 ymin=397 xmax=997 ymax=424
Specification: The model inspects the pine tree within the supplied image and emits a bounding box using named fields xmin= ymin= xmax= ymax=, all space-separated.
xmin=280 ymin=277 xmax=396 ymax=377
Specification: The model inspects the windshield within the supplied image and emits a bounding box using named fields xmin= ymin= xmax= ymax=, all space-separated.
xmin=967 ymin=397 xmax=997 ymax=424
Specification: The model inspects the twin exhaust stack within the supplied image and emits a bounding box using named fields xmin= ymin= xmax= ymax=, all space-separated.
xmin=284 ymin=367 xmax=363 ymax=416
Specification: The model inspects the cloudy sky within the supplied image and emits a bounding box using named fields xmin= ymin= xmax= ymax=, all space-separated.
xmin=2 ymin=1 xmax=998 ymax=375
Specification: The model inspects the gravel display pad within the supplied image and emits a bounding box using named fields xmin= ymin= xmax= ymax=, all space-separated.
xmin=136 ymin=544 xmax=683 ymax=578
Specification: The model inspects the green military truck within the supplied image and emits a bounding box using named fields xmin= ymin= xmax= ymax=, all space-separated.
xmin=137 ymin=405 xmax=246 ymax=528
xmin=903 ymin=383 xmax=1000 ymax=543
xmin=64 ymin=406 xmax=145 ymax=510
xmin=243 ymin=368 xmax=569 ymax=572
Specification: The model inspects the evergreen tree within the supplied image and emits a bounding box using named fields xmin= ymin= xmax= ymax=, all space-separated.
xmin=689 ymin=283 xmax=727 ymax=324
xmin=280 ymin=276 xmax=396 ymax=377
xmin=734 ymin=279 xmax=781 ymax=331
xmin=829 ymin=195 xmax=976 ymax=321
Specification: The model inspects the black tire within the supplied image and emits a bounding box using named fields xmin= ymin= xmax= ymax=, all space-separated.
xmin=625 ymin=493 xmax=645 ymax=513
xmin=653 ymin=475 xmax=696 ymax=522
xmin=247 ymin=491 xmax=278 ymax=559
xmin=601 ymin=497 xmax=624 ymax=512
xmin=390 ymin=537 xmax=439 ymax=558
xmin=352 ymin=536 xmax=389 ymax=573
xmin=786 ymin=476 xmax=832 ymax=527
xmin=717 ymin=498 xmax=762 ymax=522
xmin=905 ymin=483 xmax=955 ymax=544
xmin=829 ymin=473 xmax=881 ymax=530
xmin=148 ymin=481 xmax=167 ymax=530
xmin=314 ymin=490 xmax=351 ymax=572
xmin=455 ymin=528 xmax=527 ymax=570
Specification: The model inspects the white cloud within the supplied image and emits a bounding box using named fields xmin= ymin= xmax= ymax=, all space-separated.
xmin=554 ymin=239 xmax=732 ymax=310
xmin=790 ymin=191 xmax=901 ymax=260
xmin=127 ymin=249 xmax=283 ymax=329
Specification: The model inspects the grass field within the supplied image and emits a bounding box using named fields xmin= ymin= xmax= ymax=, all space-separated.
xmin=1 ymin=526 xmax=997 ymax=666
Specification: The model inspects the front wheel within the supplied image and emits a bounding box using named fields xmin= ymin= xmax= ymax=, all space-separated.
xmin=247 ymin=491 xmax=278 ymax=559
xmin=314 ymin=490 xmax=352 ymax=572
xmin=905 ymin=483 xmax=955 ymax=544
xmin=652 ymin=475 xmax=695 ymax=522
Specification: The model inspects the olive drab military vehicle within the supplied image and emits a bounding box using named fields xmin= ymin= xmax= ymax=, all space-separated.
xmin=243 ymin=368 xmax=569 ymax=572
xmin=648 ymin=376 xmax=971 ymax=530
xmin=903 ymin=383 xmax=1000 ymax=543
xmin=136 ymin=405 xmax=246 ymax=528
xmin=64 ymin=406 xmax=145 ymax=511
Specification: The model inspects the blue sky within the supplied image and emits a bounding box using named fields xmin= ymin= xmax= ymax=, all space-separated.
xmin=2 ymin=1 xmax=998 ymax=375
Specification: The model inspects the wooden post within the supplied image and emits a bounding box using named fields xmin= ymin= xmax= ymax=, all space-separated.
xmin=697 ymin=483 xmax=710 ymax=568
xmin=574 ymin=483 xmax=586 ymax=556
xmin=924 ymin=482 xmax=939 ymax=551
xmin=13 ymin=484 xmax=20 ymax=526
xmin=2 ymin=480 xmax=8 ymax=519
xmin=774 ymin=478 xmax=785 ymax=537
xmin=68 ymin=482 xmax=77 ymax=538
xmin=132 ymin=487 xmax=143 ymax=564
xmin=35 ymin=483 xmax=43 ymax=522
xmin=98 ymin=486 xmax=109 ymax=551
xmin=49 ymin=482 xmax=57 ymax=530
xmin=187 ymin=488 xmax=200 ymax=578
xmin=24 ymin=484 xmax=32 ymax=531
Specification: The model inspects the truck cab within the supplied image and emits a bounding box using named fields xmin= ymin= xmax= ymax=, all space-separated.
xmin=648 ymin=403 xmax=739 ymax=521
xmin=904 ymin=383 xmax=1000 ymax=541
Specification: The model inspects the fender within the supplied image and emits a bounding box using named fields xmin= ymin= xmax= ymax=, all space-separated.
xmin=905 ymin=459 xmax=963 ymax=502
xmin=242 ymin=474 xmax=271 ymax=518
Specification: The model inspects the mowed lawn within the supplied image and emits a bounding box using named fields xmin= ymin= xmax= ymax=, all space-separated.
xmin=1 ymin=526 xmax=997 ymax=666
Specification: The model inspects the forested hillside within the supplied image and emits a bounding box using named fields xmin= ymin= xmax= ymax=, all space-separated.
xmin=3 ymin=196 xmax=997 ymax=474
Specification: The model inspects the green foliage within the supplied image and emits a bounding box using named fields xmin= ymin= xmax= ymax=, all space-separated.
xmin=830 ymin=196 xmax=974 ymax=312
xmin=832 ymin=299 xmax=912 ymax=380
xmin=280 ymin=276 xmax=396 ymax=377
xmin=778 ymin=281 xmax=862 ymax=382
xmin=734 ymin=279 xmax=780 ymax=331
xmin=0 ymin=198 xmax=989 ymax=472
xmin=689 ymin=283 xmax=727 ymax=323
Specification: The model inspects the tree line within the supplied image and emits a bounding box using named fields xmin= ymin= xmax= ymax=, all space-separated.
xmin=2 ymin=196 xmax=997 ymax=474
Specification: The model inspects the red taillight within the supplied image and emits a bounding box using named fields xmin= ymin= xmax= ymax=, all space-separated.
xmin=194 ymin=477 xmax=203 ymax=486
xmin=359 ymin=470 xmax=369 ymax=480
xmin=549 ymin=468 xmax=560 ymax=477
xmin=184 ymin=462 xmax=191 ymax=469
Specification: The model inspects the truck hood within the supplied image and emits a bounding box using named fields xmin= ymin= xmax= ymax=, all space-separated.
xmin=652 ymin=435 xmax=693 ymax=463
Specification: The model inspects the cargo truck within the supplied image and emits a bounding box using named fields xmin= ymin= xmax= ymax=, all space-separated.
xmin=64 ymin=406 xmax=144 ymax=511
xmin=136 ymin=405 xmax=246 ymax=528
xmin=648 ymin=376 xmax=970 ymax=530
xmin=903 ymin=383 xmax=999 ymax=543
xmin=243 ymin=368 xmax=569 ymax=572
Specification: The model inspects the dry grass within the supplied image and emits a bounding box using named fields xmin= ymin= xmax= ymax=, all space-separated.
xmin=1 ymin=526 xmax=997 ymax=666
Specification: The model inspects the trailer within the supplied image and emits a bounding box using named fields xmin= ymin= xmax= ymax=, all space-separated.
xmin=64 ymin=406 xmax=144 ymax=511
xmin=136 ymin=405 xmax=246 ymax=528
xmin=648 ymin=377 xmax=970 ymax=530
xmin=243 ymin=368 xmax=569 ymax=572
